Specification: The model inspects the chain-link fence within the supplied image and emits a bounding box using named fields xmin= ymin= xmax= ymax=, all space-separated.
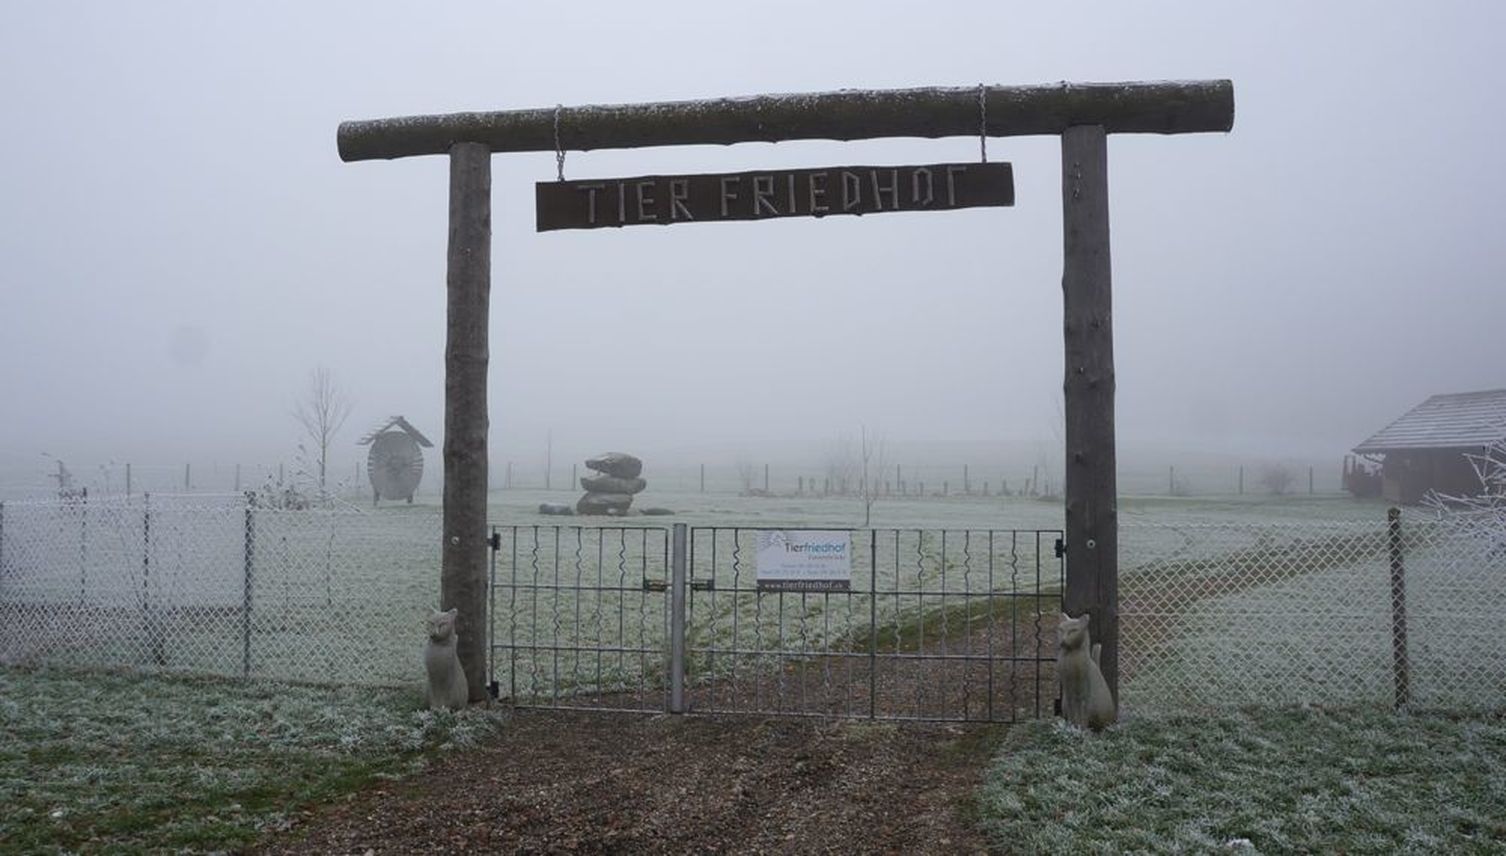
xmin=0 ymin=495 xmax=440 ymax=685
xmin=5 ymin=495 xmax=1501 ymax=714
xmin=1120 ymin=511 xmax=1506 ymax=713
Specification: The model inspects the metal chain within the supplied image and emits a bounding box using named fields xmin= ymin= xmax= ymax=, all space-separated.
xmin=978 ymin=83 xmax=988 ymax=163
xmin=553 ymin=104 xmax=566 ymax=181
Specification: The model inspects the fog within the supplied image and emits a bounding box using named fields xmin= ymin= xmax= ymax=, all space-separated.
xmin=3 ymin=1 xmax=1503 ymax=492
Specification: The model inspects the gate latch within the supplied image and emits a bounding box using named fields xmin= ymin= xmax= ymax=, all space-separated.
xmin=488 ymin=532 xmax=501 ymax=551
xmin=1054 ymin=538 xmax=1065 ymax=558
xmin=642 ymin=579 xmax=668 ymax=592
xmin=690 ymin=579 xmax=715 ymax=592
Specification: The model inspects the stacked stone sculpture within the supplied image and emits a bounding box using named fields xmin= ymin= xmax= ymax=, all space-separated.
xmin=576 ymin=452 xmax=647 ymax=515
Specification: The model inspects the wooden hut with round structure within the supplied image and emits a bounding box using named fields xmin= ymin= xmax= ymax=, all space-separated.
xmin=359 ymin=416 xmax=434 ymax=505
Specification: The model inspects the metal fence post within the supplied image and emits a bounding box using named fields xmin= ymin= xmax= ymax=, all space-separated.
xmin=242 ymin=492 xmax=255 ymax=678
xmin=78 ymin=491 xmax=88 ymax=606
xmin=143 ymin=493 xmax=165 ymax=666
xmin=0 ymin=501 xmax=6 ymax=580
xmin=669 ymin=523 xmax=688 ymax=714
xmin=1387 ymin=507 xmax=1409 ymax=708
xmin=869 ymin=528 xmax=878 ymax=719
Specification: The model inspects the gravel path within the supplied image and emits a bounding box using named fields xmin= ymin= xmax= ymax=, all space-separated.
xmin=256 ymin=710 xmax=1005 ymax=854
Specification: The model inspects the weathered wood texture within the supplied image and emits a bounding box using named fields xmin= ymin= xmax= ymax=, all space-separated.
xmin=441 ymin=142 xmax=491 ymax=703
xmin=536 ymin=162 xmax=1013 ymax=231
xmin=339 ymin=80 xmax=1233 ymax=162
xmin=1060 ymin=125 xmax=1119 ymax=706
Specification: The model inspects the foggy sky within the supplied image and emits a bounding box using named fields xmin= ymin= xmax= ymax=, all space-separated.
xmin=3 ymin=1 xmax=1504 ymax=481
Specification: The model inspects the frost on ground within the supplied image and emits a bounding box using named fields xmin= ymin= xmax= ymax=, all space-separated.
xmin=0 ymin=666 xmax=505 ymax=854
xmin=978 ymin=707 xmax=1506 ymax=853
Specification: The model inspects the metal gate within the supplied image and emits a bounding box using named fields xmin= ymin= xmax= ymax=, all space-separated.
xmin=490 ymin=524 xmax=1062 ymax=722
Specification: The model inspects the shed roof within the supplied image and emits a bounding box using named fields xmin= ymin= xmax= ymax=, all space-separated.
xmin=1354 ymin=389 xmax=1506 ymax=454
xmin=357 ymin=416 xmax=434 ymax=447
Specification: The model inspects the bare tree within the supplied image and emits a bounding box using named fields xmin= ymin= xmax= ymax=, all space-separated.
xmin=1257 ymin=462 xmax=1295 ymax=496
xmin=735 ymin=459 xmax=760 ymax=495
xmin=1425 ymin=439 xmax=1506 ymax=555
xmin=291 ymin=366 xmax=354 ymax=498
xmin=823 ymin=433 xmax=859 ymax=497
xmin=859 ymin=426 xmax=887 ymax=527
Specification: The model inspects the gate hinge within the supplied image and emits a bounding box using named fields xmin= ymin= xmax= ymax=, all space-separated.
xmin=487 ymin=680 xmax=500 ymax=700
xmin=488 ymin=531 xmax=501 ymax=551
xmin=1054 ymin=538 xmax=1065 ymax=558
xmin=690 ymin=579 xmax=715 ymax=592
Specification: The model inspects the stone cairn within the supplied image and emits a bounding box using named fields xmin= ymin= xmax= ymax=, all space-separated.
xmin=575 ymin=452 xmax=646 ymax=515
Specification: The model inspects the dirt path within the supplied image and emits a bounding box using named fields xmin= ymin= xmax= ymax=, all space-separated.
xmin=256 ymin=710 xmax=1006 ymax=854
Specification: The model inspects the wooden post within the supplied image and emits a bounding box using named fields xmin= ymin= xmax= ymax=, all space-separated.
xmin=1169 ymin=465 xmax=1175 ymax=495
xmin=441 ymin=141 xmax=491 ymax=703
xmin=1238 ymin=465 xmax=1244 ymax=495
xmin=235 ymin=463 xmax=242 ymax=493
xmin=572 ymin=463 xmax=578 ymax=491
xmin=1061 ymin=124 xmax=1120 ymax=706
xmin=700 ymin=463 xmax=705 ymax=493
xmin=764 ymin=463 xmax=769 ymax=493
xmin=126 ymin=463 xmax=132 ymax=497
xmin=184 ymin=463 xmax=191 ymax=491
xmin=1308 ymin=466 xmax=1314 ymax=495
xmin=1387 ymin=507 xmax=1409 ymax=708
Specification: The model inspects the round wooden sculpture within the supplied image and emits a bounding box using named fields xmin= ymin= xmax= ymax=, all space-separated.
xmin=368 ymin=430 xmax=424 ymax=503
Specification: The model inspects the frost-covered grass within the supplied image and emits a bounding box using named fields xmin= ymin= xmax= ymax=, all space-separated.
xmin=977 ymin=708 xmax=1506 ymax=853
xmin=0 ymin=666 xmax=505 ymax=854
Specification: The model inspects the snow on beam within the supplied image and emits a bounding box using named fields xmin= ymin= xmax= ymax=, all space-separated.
xmin=337 ymin=80 xmax=1234 ymax=162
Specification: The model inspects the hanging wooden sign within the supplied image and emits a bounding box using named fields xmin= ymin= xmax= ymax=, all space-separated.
xmin=535 ymin=162 xmax=1012 ymax=231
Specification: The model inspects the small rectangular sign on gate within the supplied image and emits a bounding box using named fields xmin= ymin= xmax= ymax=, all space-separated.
xmin=755 ymin=530 xmax=851 ymax=592
xmin=536 ymin=162 xmax=1013 ymax=231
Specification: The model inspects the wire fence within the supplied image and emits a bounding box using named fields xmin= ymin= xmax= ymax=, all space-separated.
xmin=0 ymin=494 xmax=440 ymax=685
xmin=1119 ymin=511 xmax=1506 ymax=713
xmin=2 ymin=495 xmax=1501 ymax=716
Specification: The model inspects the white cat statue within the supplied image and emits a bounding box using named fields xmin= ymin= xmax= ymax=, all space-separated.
xmin=424 ymin=608 xmax=469 ymax=711
xmin=1056 ymin=612 xmax=1116 ymax=731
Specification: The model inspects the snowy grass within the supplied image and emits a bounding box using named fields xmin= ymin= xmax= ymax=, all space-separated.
xmin=0 ymin=666 xmax=505 ymax=854
xmin=977 ymin=708 xmax=1506 ymax=853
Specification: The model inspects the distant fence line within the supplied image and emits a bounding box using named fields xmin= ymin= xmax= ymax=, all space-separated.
xmin=502 ymin=460 xmax=1344 ymax=499
xmin=3 ymin=496 xmax=1500 ymax=716
xmin=2 ymin=459 xmax=1345 ymax=502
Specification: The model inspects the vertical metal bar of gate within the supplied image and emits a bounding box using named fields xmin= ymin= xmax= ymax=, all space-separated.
xmin=669 ymin=523 xmax=688 ymax=713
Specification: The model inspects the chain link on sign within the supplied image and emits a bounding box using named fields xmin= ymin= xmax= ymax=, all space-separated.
xmin=553 ymin=104 xmax=566 ymax=182
xmin=978 ymin=84 xmax=988 ymax=163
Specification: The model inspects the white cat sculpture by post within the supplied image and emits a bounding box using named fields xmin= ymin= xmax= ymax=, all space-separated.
xmin=1057 ymin=612 xmax=1116 ymax=731
xmin=424 ymin=608 xmax=469 ymax=711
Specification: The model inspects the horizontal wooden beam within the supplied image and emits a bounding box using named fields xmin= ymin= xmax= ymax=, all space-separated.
xmin=338 ymin=80 xmax=1233 ymax=162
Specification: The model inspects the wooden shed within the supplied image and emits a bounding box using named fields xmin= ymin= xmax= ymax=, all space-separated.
xmin=1349 ymin=388 xmax=1506 ymax=504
